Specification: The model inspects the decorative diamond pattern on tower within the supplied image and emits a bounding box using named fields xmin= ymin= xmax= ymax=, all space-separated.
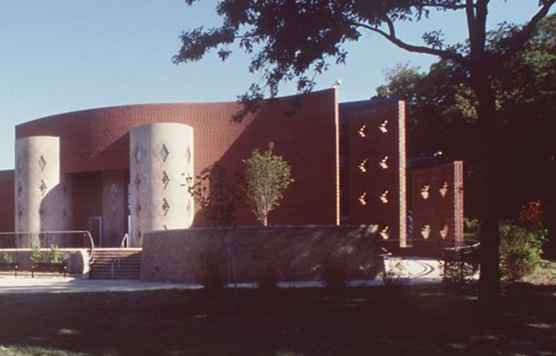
xmin=162 ymin=198 xmax=170 ymax=216
xmin=134 ymin=145 xmax=142 ymax=163
xmin=185 ymin=146 xmax=191 ymax=164
xmin=161 ymin=171 xmax=170 ymax=188
xmin=160 ymin=144 xmax=170 ymax=162
xmin=38 ymin=155 xmax=47 ymax=172
xmin=134 ymin=174 xmax=142 ymax=189
xmin=39 ymin=180 xmax=48 ymax=195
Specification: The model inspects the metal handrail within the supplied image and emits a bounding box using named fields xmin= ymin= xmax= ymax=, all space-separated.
xmin=442 ymin=241 xmax=480 ymax=252
xmin=0 ymin=230 xmax=96 ymax=265
xmin=120 ymin=233 xmax=129 ymax=248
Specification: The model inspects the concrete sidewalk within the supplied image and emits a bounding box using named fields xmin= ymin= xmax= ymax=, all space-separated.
xmin=0 ymin=258 xmax=444 ymax=295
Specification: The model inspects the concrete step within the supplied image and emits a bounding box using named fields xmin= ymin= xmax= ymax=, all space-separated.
xmin=93 ymin=254 xmax=141 ymax=258
xmin=90 ymin=274 xmax=140 ymax=280
xmin=90 ymin=248 xmax=142 ymax=280
xmin=93 ymin=259 xmax=141 ymax=263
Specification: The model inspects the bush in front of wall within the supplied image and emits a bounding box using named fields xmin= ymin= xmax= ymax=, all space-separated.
xmin=500 ymin=223 xmax=546 ymax=282
xmin=0 ymin=252 xmax=14 ymax=264
xmin=47 ymin=245 xmax=64 ymax=264
xmin=30 ymin=245 xmax=44 ymax=264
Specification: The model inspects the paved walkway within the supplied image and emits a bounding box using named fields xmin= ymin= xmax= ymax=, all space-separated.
xmin=0 ymin=258 xmax=445 ymax=295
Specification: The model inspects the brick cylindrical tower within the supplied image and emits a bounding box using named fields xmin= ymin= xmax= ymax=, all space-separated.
xmin=129 ymin=123 xmax=194 ymax=247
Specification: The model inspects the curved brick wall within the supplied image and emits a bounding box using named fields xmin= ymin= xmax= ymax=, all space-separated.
xmin=15 ymin=89 xmax=340 ymax=227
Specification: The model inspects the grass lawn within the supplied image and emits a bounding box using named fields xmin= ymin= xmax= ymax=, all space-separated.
xmin=0 ymin=280 xmax=555 ymax=356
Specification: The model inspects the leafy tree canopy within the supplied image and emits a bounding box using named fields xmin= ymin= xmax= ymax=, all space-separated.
xmin=377 ymin=14 xmax=556 ymax=221
xmin=176 ymin=0 xmax=554 ymax=100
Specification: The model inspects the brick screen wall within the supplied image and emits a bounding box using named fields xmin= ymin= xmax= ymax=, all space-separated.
xmin=339 ymin=99 xmax=407 ymax=246
xmin=410 ymin=161 xmax=464 ymax=245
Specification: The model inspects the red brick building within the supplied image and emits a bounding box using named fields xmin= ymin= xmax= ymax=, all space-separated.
xmin=0 ymin=88 xmax=463 ymax=248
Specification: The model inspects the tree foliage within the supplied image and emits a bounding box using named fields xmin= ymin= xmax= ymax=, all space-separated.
xmin=176 ymin=1 xmax=554 ymax=100
xmin=377 ymin=14 xmax=556 ymax=222
xmin=244 ymin=143 xmax=294 ymax=226
xmin=187 ymin=163 xmax=244 ymax=226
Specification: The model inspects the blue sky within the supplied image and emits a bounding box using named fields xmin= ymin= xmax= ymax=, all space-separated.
xmin=0 ymin=1 xmax=550 ymax=169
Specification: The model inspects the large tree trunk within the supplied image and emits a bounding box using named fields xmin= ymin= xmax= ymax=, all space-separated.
xmin=473 ymin=74 xmax=501 ymax=307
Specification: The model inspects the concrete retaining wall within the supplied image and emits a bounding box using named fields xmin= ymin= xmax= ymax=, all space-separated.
xmin=141 ymin=225 xmax=384 ymax=284
xmin=0 ymin=248 xmax=90 ymax=275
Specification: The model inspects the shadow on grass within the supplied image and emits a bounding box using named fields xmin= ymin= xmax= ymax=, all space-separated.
xmin=0 ymin=285 xmax=555 ymax=355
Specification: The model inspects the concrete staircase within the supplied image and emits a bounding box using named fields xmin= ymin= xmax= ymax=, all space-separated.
xmin=90 ymin=248 xmax=142 ymax=280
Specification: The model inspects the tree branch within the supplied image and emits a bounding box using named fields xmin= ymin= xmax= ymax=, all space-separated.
xmin=420 ymin=2 xmax=467 ymax=10
xmin=503 ymin=0 xmax=556 ymax=57
xmin=465 ymin=0 xmax=477 ymax=53
xmin=352 ymin=20 xmax=466 ymax=65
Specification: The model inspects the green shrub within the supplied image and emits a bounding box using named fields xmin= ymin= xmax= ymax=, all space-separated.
xmin=30 ymin=246 xmax=44 ymax=264
xmin=500 ymin=223 xmax=546 ymax=282
xmin=0 ymin=252 xmax=14 ymax=264
xmin=441 ymin=251 xmax=478 ymax=287
xmin=48 ymin=245 xmax=64 ymax=264
xmin=464 ymin=218 xmax=480 ymax=241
